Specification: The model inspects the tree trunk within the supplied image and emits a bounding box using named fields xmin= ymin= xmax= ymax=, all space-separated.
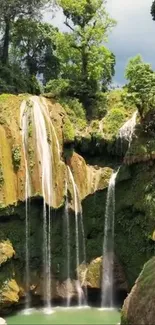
xmin=2 ymin=18 xmax=11 ymax=65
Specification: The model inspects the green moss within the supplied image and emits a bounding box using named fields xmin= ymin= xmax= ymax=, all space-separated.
xmin=12 ymin=145 xmax=21 ymax=171
xmin=63 ymin=117 xmax=75 ymax=144
xmin=28 ymin=146 xmax=35 ymax=173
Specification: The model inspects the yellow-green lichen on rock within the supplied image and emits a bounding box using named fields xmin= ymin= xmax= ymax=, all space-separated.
xmin=0 ymin=279 xmax=20 ymax=306
xmin=0 ymin=240 xmax=15 ymax=266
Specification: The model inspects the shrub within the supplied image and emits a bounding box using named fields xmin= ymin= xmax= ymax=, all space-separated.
xmin=103 ymin=108 xmax=126 ymax=138
xmin=44 ymin=79 xmax=70 ymax=97
xmin=12 ymin=145 xmax=21 ymax=171
xmin=63 ymin=117 xmax=75 ymax=144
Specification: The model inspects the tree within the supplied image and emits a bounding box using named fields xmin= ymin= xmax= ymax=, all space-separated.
xmin=125 ymin=55 xmax=155 ymax=118
xmin=11 ymin=19 xmax=60 ymax=83
xmin=0 ymin=0 xmax=51 ymax=64
xmin=54 ymin=0 xmax=116 ymax=108
xmin=151 ymin=0 xmax=155 ymax=20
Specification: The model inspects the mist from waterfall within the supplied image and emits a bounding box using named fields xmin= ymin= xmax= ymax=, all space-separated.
xmin=67 ymin=166 xmax=87 ymax=306
xmin=101 ymin=170 xmax=118 ymax=308
xmin=20 ymin=100 xmax=32 ymax=311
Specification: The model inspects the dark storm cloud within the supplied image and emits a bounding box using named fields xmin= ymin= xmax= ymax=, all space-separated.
xmin=107 ymin=0 xmax=155 ymax=84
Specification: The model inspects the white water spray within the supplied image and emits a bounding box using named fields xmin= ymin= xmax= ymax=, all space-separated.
xmin=118 ymin=111 xmax=137 ymax=146
xmin=101 ymin=170 xmax=119 ymax=308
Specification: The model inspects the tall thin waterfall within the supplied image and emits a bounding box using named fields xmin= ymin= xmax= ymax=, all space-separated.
xmin=101 ymin=170 xmax=118 ymax=308
xmin=20 ymin=101 xmax=31 ymax=311
xmin=31 ymin=96 xmax=53 ymax=311
xmin=67 ymin=166 xmax=86 ymax=306
xmin=64 ymin=181 xmax=71 ymax=307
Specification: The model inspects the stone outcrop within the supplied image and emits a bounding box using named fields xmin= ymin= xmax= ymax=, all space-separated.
xmin=121 ymin=257 xmax=155 ymax=325
xmin=78 ymin=256 xmax=128 ymax=292
xmin=0 ymin=240 xmax=15 ymax=266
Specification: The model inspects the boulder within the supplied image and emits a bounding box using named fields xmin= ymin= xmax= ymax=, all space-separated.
xmin=121 ymin=257 xmax=155 ymax=325
xmin=78 ymin=256 xmax=128 ymax=292
xmin=0 ymin=240 xmax=15 ymax=266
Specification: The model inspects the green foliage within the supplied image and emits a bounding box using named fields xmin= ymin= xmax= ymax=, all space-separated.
xmin=0 ymin=63 xmax=41 ymax=95
xmin=0 ymin=0 xmax=51 ymax=64
xmin=45 ymin=79 xmax=70 ymax=97
xmin=103 ymin=108 xmax=126 ymax=139
xmin=125 ymin=55 xmax=155 ymax=118
xmin=11 ymin=19 xmax=59 ymax=83
xmin=63 ymin=117 xmax=75 ymax=143
xmin=60 ymin=97 xmax=87 ymax=131
xmin=12 ymin=145 xmax=21 ymax=171
xmin=89 ymin=92 xmax=107 ymax=119
xmin=53 ymin=0 xmax=116 ymax=112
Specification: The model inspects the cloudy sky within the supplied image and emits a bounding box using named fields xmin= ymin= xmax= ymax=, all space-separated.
xmin=45 ymin=0 xmax=155 ymax=84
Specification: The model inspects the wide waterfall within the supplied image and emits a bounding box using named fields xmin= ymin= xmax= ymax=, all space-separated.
xmin=20 ymin=101 xmax=32 ymax=311
xmin=20 ymin=96 xmax=61 ymax=312
xmin=67 ymin=166 xmax=87 ymax=306
xmin=101 ymin=170 xmax=118 ymax=308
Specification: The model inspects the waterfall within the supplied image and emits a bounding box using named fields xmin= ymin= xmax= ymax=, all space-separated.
xmin=20 ymin=96 xmax=60 ymax=312
xmin=101 ymin=170 xmax=118 ymax=308
xmin=31 ymin=96 xmax=53 ymax=312
xmin=40 ymin=97 xmax=61 ymax=159
xmin=118 ymin=111 xmax=137 ymax=151
xmin=64 ymin=181 xmax=71 ymax=307
xmin=20 ymin=100 xmax=31 ymax=311
xmin=67 ymin=166 xmax=86 ymax=306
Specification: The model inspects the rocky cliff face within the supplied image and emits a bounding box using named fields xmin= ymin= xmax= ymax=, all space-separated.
xmin=0 ymin=94 xmax=155 ymax=314
xmin=121 ymin=257 xmax=155 ymax=325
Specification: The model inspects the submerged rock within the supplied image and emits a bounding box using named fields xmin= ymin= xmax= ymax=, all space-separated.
xmin=121 ymin=257 xmax=155 ymax=325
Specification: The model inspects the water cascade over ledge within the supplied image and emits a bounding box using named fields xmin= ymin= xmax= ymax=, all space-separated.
xmin=67 ymin=166 xmax=87 ymax=306
xmin=101 ymin=170 xmax=119 ymax=308
xmin=20 ymin=100 xmax=32 ymax=310
xmin=20 ymin=96 xmax=61 ymax=312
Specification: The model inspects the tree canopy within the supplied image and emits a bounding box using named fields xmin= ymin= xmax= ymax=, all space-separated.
xmin=125 ymin=55 xmax=155 ymax=118
xmin=46 ymin=0 xmax=116 ymax=112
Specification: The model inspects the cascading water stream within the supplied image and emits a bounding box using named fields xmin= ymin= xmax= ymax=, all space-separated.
xmin=64 ymin=181 xmax=71 ymax=307
xmin=118 ymin=111 xmax=137 ymax=153
xmin=20 ymin=100 xmax=32 ymax=311
xmin=40 ymin=97 xmax=61 ymax=159
xmin=67 ymin=166 xmax=86 ymax=306
xmin=101 ymin=170 xmax=119 ymax=308
xmin=31 ymin=96 xmax=53 ymax=312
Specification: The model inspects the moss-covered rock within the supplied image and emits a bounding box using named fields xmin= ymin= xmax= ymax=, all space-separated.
xmin=121 ymin=257 xmax=155 ymax=325
xmin=0 ymin=240 xmax=15 ymax=266
xmin=0 ymin=279 xmax=20 ymax=306
xmin=78 ymin=256 xmax=128 ymax=292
